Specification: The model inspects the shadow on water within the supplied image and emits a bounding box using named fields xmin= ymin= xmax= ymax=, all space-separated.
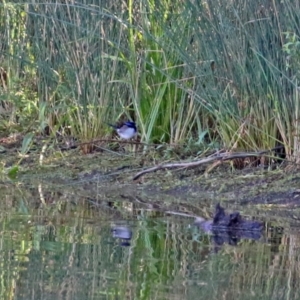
xmin=0 ymin=179 xmax=299 ymax=300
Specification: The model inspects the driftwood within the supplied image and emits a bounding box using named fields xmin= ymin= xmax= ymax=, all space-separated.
xmin=133 ymin=147 xmax=283 ymax=180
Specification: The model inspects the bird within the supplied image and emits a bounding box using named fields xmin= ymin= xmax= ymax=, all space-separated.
xmin=106 ymin=121 xmax=137 ymax=139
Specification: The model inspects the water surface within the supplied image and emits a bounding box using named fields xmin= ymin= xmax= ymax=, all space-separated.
xmin=0 ymin=181 xmax=298 ymax=300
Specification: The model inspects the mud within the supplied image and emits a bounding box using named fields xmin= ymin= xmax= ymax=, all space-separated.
xmin=1 ymin=140 xmax=300 ymax=228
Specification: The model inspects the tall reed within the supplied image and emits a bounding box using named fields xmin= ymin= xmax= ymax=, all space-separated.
xmin=1 ymin=0 xmax=300 ymax=158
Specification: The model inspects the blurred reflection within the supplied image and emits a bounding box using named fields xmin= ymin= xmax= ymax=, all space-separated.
xmin=112 ymin=225 xmax=132 ymax=246
xmin=194 ymin=204 xmax=263 ymax=251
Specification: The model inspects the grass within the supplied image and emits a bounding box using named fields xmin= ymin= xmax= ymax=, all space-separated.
xmin=0 ymin=0 xmax=300 ymax=161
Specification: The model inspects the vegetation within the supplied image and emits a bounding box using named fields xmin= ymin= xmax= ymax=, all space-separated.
xmin=2 ymin=2 xmax=300 ymax=298
xmin=1 ymin=0 xmax=300 ymax=161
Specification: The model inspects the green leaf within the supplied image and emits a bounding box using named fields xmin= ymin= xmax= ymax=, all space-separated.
xmin=7 ymin=165 xmax=19 ymax=179
xmin=21 ymin=132 xmax=35 ymax=155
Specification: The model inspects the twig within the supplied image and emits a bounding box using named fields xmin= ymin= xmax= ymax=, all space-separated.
xmin=133 ymin=147 xmax=284 ymax=180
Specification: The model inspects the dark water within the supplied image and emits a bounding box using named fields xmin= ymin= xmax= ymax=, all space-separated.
xmin=0 ymin=182 xmax=299 ymax=300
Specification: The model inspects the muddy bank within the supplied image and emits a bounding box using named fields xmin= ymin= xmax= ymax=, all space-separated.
xmin=1 ymin=146 xmax=299 ymax=209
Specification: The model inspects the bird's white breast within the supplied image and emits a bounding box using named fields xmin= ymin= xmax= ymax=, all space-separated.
xmin=117 ymin=127 xmax=136 ymax=139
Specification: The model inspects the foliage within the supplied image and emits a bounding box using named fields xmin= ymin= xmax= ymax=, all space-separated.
xmin=0 ymin=0 xmax=300 ymax=158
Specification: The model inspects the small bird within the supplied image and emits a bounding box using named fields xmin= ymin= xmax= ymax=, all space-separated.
xmin=106 ymin=121 xmax=137 ymax=139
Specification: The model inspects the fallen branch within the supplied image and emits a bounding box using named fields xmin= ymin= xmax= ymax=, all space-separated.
xmin=133 ymin=147 xmax=283 ymax=180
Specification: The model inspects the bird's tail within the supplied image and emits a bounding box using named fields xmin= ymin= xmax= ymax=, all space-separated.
xmin=105 ymin=122 xmax=118 ymax=129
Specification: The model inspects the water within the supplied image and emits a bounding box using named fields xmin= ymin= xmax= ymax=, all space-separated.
xmin=0 ymin=182 xmax=298 ymax=300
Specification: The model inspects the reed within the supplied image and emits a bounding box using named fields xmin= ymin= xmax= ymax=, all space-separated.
xmin=0 ymin=0 xmax=300 ymax=158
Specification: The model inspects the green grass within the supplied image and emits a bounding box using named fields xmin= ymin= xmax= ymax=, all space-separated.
xmin=0 ymin=0 xmax=300 ymax=160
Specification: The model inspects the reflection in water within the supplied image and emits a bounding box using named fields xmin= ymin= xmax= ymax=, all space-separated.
xmin=194 ymin=203 xmax=263 ymax=252
xmin=112 ymin=225 xmax=132 ymax=246
xmin=0 ymin=185 xmax=300 ymax=300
